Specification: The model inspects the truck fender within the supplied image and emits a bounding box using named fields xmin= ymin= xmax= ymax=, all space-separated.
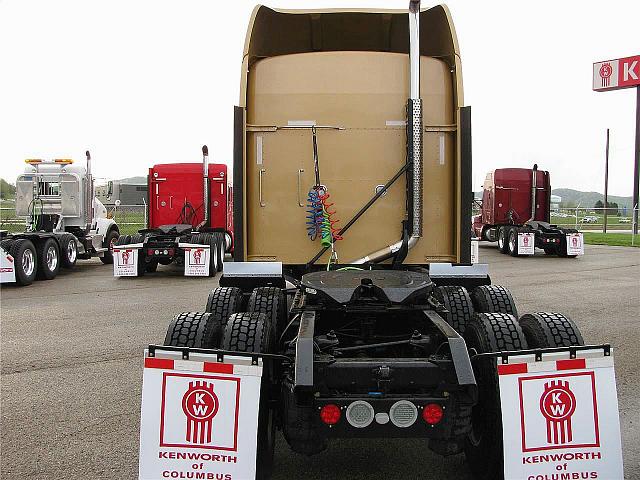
xmin=94 ymin=217 xmax=119 ymax=237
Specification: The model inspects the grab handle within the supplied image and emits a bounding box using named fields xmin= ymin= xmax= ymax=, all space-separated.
xmin=297 ymin=169 xmax=305 ymax=207
xmin=259 ymin=169 xmax=266 ymax=207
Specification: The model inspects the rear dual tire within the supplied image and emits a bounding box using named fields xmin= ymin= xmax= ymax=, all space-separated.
xmin=9 ymin=239 xmax=37 ymax=286
xmin=36 ymin=238 xmax=60 ymax=280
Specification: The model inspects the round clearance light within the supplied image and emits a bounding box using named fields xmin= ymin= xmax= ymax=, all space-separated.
xmin=346 ymin=401 xmax=374 ymax=428
xmin=163 ymin=250 xmax=168 ymax=255
xmin=422 ymin=403 xmax=444 ymax=425
xmin=154 ymin=250 xmax=159 ymax=255
xmin=389 ymin=400 xmax=418 ymax=428
xmin=319 ymin=404 xmax=341 ymax=425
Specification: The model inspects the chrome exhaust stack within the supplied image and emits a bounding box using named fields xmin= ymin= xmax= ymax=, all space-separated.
xmin=85 ymin=150 xmax=93 ymax=232
xmin=197 ymin=145 xmax=209 ymax=229
xmin=350 ymin=0 xmax=423 ymax=264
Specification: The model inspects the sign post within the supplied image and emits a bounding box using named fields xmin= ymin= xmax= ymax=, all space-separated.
xmin=593 ymin=55 xmax=640 ymax=234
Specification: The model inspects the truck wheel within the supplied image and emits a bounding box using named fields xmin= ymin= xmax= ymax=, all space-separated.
xmin=10 ymin=239 xmax=37 ymax=286
xmin=1 ymin=239 xmax=15 ymax=253
xmin=59 ymin=233 xmax=78 ymax=269
xmin=115 ymin=234 xmax=131 ymax=246
xmin=471 ymin=285 xmax=518 ymax=318
xmin=205 ymin=287 xmax=244 ymax=345
xmin=164 ymin=312 xmax=221 ymax=348
xmin=130 ymin=234 xmax=146 ymax=276
xmin=463 ymin=312 xmax=528 ymax=480
xmin=507 ymin=228 xmax=519 ymax=257
xmin=497 ymin=227 xmax=508 ymax=254
xmin=222 ymin=312 xmax=275 ymax=480
xmin=213 ymin=232 xmax=225 ymax=272
xmin=519 ymin=312 xmax=584 ymax=348
xmin=100 ymin=228 xmax=120 ymax=264
xmin=434 ymin=286 xmax=474 ymax=335
xmin=248 ymin=287 xmax=287 ymax=337
xmin=36 ymin=238 xmax=60 ymax=280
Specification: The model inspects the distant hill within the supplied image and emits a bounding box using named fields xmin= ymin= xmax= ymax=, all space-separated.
xmin=0 ymin=178 xmax=16 ymax=199
xmin=473 ymin=188 xmax=633 ymax=209
xmin=552 ymin=189 xmax=633 ymax=209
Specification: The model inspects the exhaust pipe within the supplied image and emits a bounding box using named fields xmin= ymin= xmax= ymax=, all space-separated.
xmin=527 ymin=164 xmax=538 ymax=223
xmin=197 ymin=145 xmax=209 ymax=230
xmin=350 ymin=0 xmax=423 ymax=264
xmin=86 ymin=150 xmax=93 ymax=232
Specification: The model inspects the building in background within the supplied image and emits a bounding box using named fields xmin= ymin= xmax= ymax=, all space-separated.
xmin=95 ymin=180 xmax=147 ymax=206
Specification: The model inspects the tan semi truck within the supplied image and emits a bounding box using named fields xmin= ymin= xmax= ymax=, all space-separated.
xmin=160 ymin=3 xmax=589 ymax=479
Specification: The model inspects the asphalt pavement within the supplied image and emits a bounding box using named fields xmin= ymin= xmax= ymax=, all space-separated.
xmin=1 ymin=245 xmax=638 ymax=479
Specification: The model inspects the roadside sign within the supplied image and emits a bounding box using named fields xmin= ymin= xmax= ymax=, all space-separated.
xmin=179 ymin=243 xmax=210 ymax=276
xmin=139 ymin=350 xmax=262 ymax=480
xmin=113 ymin=245 xmax=140 ymax=276
xmin=593 ymin=55 xmax=640 ymax=91
xmin=498 ymin=351 xmax=624 ymax=480
xmin=518 ymin=233 xmax=535 ymax=255
xmin=566 ymin=233 xmax=584 ymax=256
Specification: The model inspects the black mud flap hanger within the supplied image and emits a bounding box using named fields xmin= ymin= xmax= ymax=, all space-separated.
xmin=471 ymin=344 xmax=612 ymax=364
xmin=147 ymin=344 xmax=292 ymax=366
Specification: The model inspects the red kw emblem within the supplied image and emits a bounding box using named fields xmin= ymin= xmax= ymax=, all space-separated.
xmin=182 ymin=381 xmax=219 ymax=444
xmin=540 ymin=380 xmax=576 ymax=445
xmin=599 ymin=63 xmax=613 ymax=87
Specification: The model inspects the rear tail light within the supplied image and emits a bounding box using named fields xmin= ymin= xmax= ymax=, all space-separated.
xmin=345 ymin=401 xmax=374 ymax=428
xmin=319 ymin=404 xmax=341 ymax=425
xmin=167 ymin=248 xmax=175 ymax=256
xmin=422 ymin=403 xmax=444 ymax=425
xmin=147 ymin=249 xmax=155 ymax=256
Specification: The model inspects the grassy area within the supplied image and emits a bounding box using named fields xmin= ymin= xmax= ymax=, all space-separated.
xmin=582 ymin=232 xmax=639 ymax=247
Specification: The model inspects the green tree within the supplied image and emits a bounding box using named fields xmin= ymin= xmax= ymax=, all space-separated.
xmin=0 ymin=179 xmax=16 ymax=199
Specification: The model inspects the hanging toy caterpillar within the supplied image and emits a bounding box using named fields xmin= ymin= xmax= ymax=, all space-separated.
xmin=319 ymin=191 xmax=342 ymax=246
xmin=306 ymin=188 xmax=342 ymax=244
xmin=306 ymin=189 xmax=324 ymax=241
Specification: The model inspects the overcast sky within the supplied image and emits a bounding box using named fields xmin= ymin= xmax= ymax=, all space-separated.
xmin=0 ymin=0 xmax=638 ymax=196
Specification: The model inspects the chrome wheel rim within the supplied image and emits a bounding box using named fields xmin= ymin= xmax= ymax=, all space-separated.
xmin=46 ymin=245 xmax=58 ymax=271
xmin=67 ymin=240 xmax=77 ymax=263
xmin=211 ymin=245 xmax=218 ymax=271
xmin=497 ymin=229 xmax=504 ymax=249
xmin=22 ymin=249 xmax=35 ymax=276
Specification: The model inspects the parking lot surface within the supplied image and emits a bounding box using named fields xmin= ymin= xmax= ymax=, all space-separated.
xmin=1 ymin=245 xmax=639 ymax=479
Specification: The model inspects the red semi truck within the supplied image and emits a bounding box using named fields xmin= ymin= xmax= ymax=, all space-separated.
xmin=113 ymin=146 xmax=233 ymax=276
xmin=472 ymin=165 xmax=583 ymax=257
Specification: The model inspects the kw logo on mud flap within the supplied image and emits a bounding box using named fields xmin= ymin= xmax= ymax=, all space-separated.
xmin=182 ymin=381 xmax=219 ymax=444
xmin=540 ymin=381 xmax=576 ymax=445
xmin=519 ymin=372 xmax=599 ymax=452
xmin=191 ymin=248 xmax=204 ymax=265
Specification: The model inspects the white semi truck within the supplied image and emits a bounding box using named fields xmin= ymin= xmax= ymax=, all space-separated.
xmin=0 ymin=151 xmax=120 ymax=286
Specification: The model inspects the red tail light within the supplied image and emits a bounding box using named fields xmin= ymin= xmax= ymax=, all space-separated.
xmin=167 ymin=248 xmax=175 ymax=256
xmin=147 ymin=249 xmax=155 ymax=256
xmin=422 ymin=403 xmax=444 ymax=425
xmin=320 ymin=404 xmax=341 ymax=425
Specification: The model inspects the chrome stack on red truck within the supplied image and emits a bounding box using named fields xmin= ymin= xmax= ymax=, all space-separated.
xmin=473 ymin=165 xmax=584 ymax=258
xmin=112 ymin=146 xmax=233 ymax=277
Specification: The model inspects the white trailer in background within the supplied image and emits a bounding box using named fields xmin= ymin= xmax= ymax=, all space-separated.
xmin=0 ymin=152 xmax=120 ymax=286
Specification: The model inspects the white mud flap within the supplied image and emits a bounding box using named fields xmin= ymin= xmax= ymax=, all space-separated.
xmin=566 ymin=233 xmax=585 ymax=256
xmin=498 ymin=349 xmax=624 ymax=479
xmin=0 ymin=246 xmax=16 ymax=283
xmin=179 ymin=243 xmax=210 ymax=277
xmin=139 ymin=349 xmax=262 ymax=480
xmin=518 ymin=232 xmax=535 ymax=255
xmin=113 ymin=244 xmax=143 ymax=277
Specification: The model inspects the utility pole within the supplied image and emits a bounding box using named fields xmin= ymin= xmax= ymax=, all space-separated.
xmin=604 ymin=129 xmax=609 ymax=234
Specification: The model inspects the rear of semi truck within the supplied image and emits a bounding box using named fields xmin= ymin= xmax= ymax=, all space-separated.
xmin=113 ymin=146 xmax=233 ymax=277
xmin=473 ymin=165 xmax=583 ymax=257
xmin=157 ymin=3 xmax=594 ymax=479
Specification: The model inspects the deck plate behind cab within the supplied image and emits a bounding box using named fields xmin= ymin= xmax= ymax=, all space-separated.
xmin=301 ymin=270 xmax=433 ymax=305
